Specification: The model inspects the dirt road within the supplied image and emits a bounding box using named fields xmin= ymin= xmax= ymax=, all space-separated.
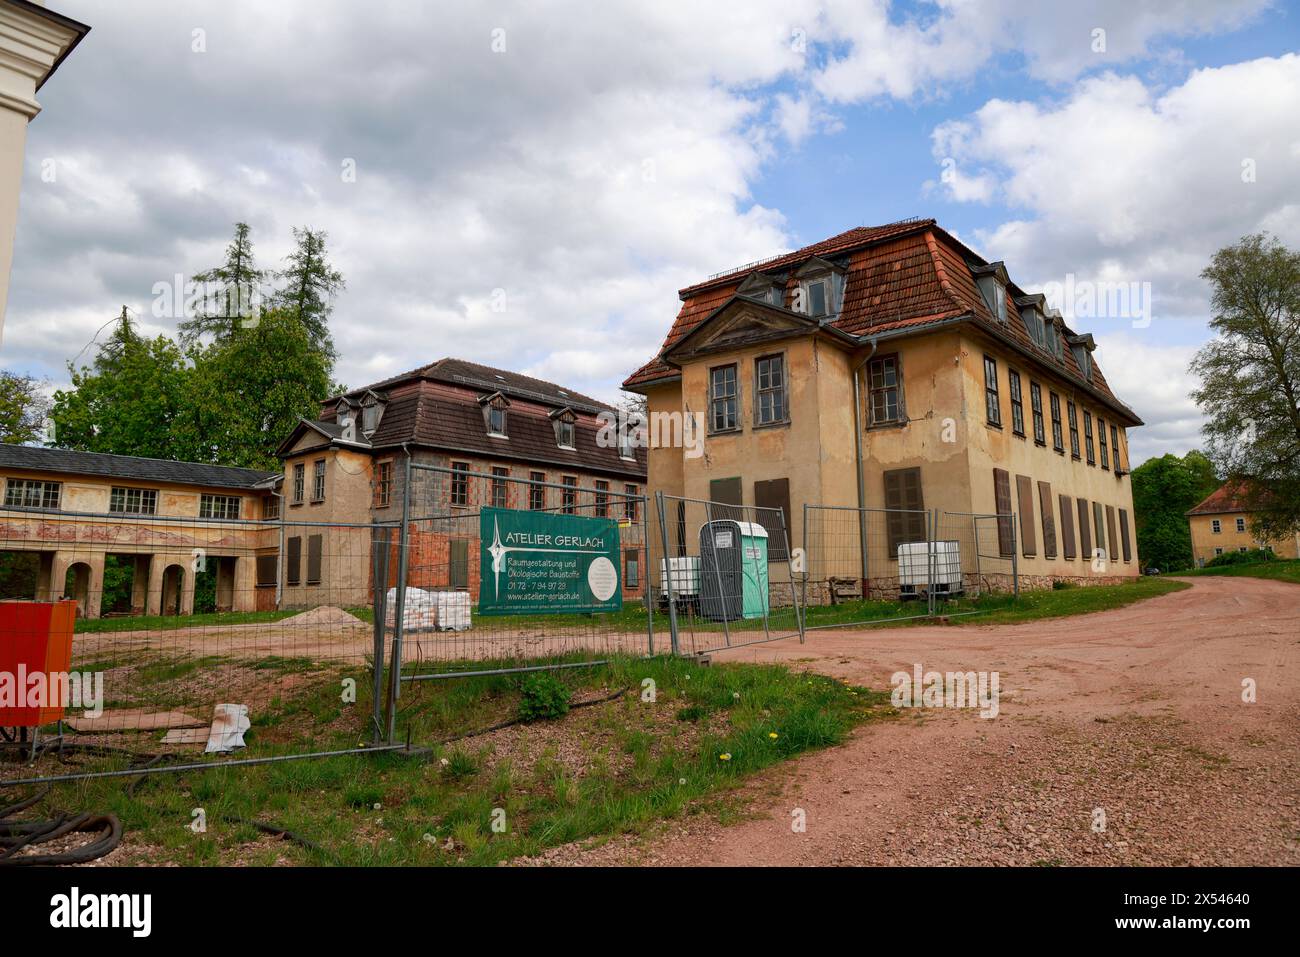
xmin=545 ymin=576 xmax=1300 ymax=866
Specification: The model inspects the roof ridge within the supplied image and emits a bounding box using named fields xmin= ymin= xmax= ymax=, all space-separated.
xmin=0 ymin=442 xmax=272 ymax=476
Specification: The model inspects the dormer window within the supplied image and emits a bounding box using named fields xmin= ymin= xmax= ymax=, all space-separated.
xmin=736 ymin=272 xmax=785 ymax=308
xmin=973 ymin=262 xmax=1009 ymax=324
xmin=1068 ymin=334 xmax=1095 ymax=381
xmin=1015 ymin=293 xmax=1047 ymax=348
xmin=794 ymin=257 xmax=844 ymax=318
xmin=1043 ymin=310 xmax=1063 ymax=359
xmin=479 ymin=391 xmax=510 ymax=437
xmin=550 ymin=407 xmax=577 ymax=449
xmin=360 ymin=391 xmax=386 ymax=436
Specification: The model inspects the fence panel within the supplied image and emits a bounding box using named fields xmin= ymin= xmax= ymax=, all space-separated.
xmin=800 ymin=505 xmax=1019 ymax=631
xmin=646 ymin=493 xmax=804 ymax=656
xmin=387 ymin=463 xmax=654 ymax=693
xmin=1 ymin=506 xmax=399 ymax=785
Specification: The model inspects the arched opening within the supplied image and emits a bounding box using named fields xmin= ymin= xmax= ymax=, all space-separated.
xmin=63 ymin=561 xmax=92 ymax=616
xmin=100 ymin=554 xmax=138 ymax=616
xmin=160 ymin=564 xmax=186 ymax=616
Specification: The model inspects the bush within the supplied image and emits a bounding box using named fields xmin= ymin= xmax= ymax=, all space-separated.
xmin=1205 ymin=548 xmax=1275 ymax=568
xmin=517 ymin=672 xmax=571 ymax=722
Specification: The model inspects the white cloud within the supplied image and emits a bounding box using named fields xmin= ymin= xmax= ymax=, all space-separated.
xmin=812 ymin=0 xmax=1271 ymax=101
xmin=1093 ymin=335 xmax=1204 ymax=464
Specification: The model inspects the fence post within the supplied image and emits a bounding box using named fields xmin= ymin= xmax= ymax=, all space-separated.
xmin=926 ymin=509 xmax=936 ymax=617
xmin=970 ymin=514 xmax=981 ymax=598
xmin=1011 ymin=513 xmax=1020 ymax=598
xmin=641 ymin=494 xmax=655 ymax=657
xmin=703 ymin=497 xmax=732 ymax=648
xmin=800 ymin=501 xmax=809 ymax=613
xmin=370 ymin=523 xmax=391 ymax=745
xmin=654 ymin=491 xmax=680 ymax=657
xmin=385 ymin=452 xmax=413 ymax=744
xmin=782 ymin=505 xmax=805 ymax=643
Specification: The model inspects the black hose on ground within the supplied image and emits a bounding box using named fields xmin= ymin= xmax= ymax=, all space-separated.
xmin=0 ymin=786 xmax=124 ymax=866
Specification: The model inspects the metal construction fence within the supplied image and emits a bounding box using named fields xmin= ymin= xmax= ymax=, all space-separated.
xmin=802 ymin=504 xmax=1018 ymax=626
xmin=646 ymin=492 xmax=805 ymax=656
xmin=1 ymin=481 xmax=1018 ymax=785
xmin=0 ymin=505 xmax=406 ymax=786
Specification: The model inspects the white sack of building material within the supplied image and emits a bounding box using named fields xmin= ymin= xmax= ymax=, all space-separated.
xmin=385 ymin=588 xmax=471 ymax=631
xmin=205 ymin=703 xmax=251 ymax=754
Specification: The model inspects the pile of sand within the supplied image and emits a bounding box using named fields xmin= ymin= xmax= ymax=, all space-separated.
xmin=279 ymin=605 xmax=367 ymax=627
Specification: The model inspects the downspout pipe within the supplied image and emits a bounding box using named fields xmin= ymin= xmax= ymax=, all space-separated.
xmin=851 ymin=337 xmax=879 ymax=586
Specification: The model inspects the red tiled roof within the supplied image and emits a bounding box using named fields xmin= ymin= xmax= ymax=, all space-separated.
xmin=1186 ymin=481 xmax=1254 ymax=516
xmin=622 ymin=219 xmax=1141 ymax=425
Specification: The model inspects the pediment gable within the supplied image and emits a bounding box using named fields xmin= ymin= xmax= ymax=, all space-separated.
xmin=664 ymin=297 xmax=818 ymax=361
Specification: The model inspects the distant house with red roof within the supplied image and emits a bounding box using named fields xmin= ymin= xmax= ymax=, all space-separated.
xmin=624 ymin=217 xmax=1143 ymax=590
xmin=1186 ymin=481 xmax=1300 ymax=565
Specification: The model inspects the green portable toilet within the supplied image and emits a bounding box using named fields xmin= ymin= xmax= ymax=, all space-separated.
xmin=699 ymin=520 xmax=769 ymax=621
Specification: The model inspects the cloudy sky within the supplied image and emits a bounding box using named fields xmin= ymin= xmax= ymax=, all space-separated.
xmin=3 ymin=0 xmax=1299 ymax=464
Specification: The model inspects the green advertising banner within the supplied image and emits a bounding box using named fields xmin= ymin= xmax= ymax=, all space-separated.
xmin=478 ymin=507 xmax=622 ymax=615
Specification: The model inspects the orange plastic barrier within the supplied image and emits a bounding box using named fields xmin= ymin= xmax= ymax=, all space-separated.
xmin=0 ymin=599 xmax=77 ymax=727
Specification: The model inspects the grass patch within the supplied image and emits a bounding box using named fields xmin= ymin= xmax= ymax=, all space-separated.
xmin=1175 ymin=559 xmax=1300 ymax=585
xmin=16 ymin=655 xmax=891 ymax=867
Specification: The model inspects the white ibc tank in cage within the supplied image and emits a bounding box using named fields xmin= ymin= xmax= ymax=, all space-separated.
xmin=658 ymin=556 xmax=701 ymax=597
xmin=897 ymin=541 xmax=963 ymax=596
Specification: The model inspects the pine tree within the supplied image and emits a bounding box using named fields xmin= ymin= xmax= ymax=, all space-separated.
xmin=178 ymin=222 xmax=267 ymax=344
xmin=276 ymin=226 xmax=344 ymax=359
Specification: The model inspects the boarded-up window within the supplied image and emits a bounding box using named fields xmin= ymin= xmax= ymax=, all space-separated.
xmin=1119 ymin=508 xmax=1132 ymax=563
xmin=1016 ymin=474 xmax=1037 ymax=557
xmin=708 ymin=477 xmax=744 ymax=522
xmin=884 ymin=468 xmax=926 ymax=556
xmin=993 ymin=468 xmax=1014 ymax=558
xmin=256 ymin=554 xmax=277 ymax=587
xmin=1037 ymin=481 xmax=1057 ymax=558
xmin=1092 ymin=502 xmax=1107 ymax=561
xmin=1076 ymin=498 xmax=1092 ymax=559
xmin=286 ymin=536 xmax=302 ymax=586
xmin=1106 ymin=505 xmax=1118 ymax=563
xmin=753 ymin=477 xmax=791 ymax=561
xmin=625 ymin=550 xmax=640 ymax=589
xmin=1058 ymin=494 xmax=1076 ymax=559
xmin=449 ymin=539 xmax=469 ymax=589
xmin=306 ymin=534 xmax=323 ymax=585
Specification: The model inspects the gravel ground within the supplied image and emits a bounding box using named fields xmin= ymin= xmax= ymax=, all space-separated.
xmin=523 ymin=575 xmax=1300 ymax=866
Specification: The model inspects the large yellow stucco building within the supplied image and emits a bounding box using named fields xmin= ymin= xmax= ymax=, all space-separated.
xmin=625 ymin=219 xmax=1143 ymax=593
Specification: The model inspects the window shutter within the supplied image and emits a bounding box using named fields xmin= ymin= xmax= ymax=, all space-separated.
xmin=1037 ymin=481 xmax=1057 ymax=558
xmin=993 ymin=468 xmax=1013 ymax=558
xmin=1119 ymin=508 xmax=1132 ymax=563
xmin=1092 ymin=502 xmax=1106 ymax=561
xmin=287 ymin=536 xmax=302 ymax=586
xmin=307 ymin=534 xmax=323 ymax=585
xmin=708 ymin=477 xmax=744 ymax=522
xmin=1016 ymin=474 xmax=1037 ymax=557
xmin=450 ymin=539 xmax=469 ymax=589
xmin=255 ymin=555 xmax=277 ymax=587
xmin=883 ymin=467 xmax=925 ymax=556
xmin=1076 ymin=498 xmax=1092 ymax=559
xmin=1058 ymin=494 xmax=1076 ymax=559
xmin=1106 ymin=505 xmax=1119 ymax=563
xmin=753 ymin=477 xmax=792 ymax=561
